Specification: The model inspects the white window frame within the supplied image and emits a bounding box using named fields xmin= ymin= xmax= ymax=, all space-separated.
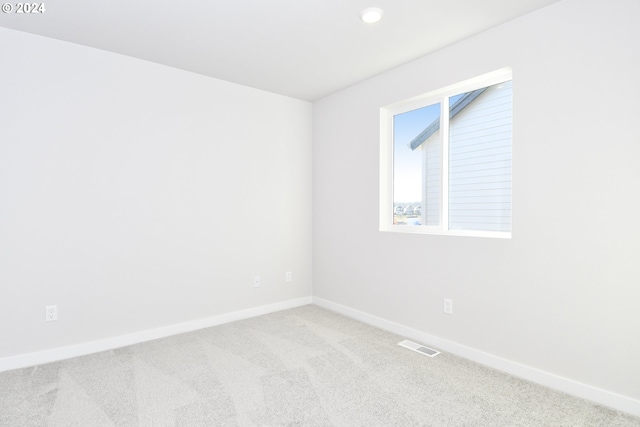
xmin=379 ymin=68 xmax=513 ymax=239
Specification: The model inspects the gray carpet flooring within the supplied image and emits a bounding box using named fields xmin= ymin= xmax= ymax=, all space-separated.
xmin=1 ymin=305 xmax=639 ymax=426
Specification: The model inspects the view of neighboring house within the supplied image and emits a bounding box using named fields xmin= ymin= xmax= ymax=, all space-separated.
xmin=409 ymin=81 xmax=512 ymax=231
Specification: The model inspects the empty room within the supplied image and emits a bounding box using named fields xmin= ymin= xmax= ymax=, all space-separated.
xmin=1 ymin=0 xmax=639 ymax=425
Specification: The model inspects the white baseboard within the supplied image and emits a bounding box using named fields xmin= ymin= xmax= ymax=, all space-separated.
xmin=0 ymin=296 xmax=312 ymax=373
xmin=312 ymin=296 xmax=640 ymax=418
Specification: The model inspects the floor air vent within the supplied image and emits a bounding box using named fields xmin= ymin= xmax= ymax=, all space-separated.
xmin=398 ymin=340 xmax=440 ymax=357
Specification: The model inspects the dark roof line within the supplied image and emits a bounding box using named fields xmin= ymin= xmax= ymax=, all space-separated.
xmin=409 ymin=87 xmax=487 ymax=151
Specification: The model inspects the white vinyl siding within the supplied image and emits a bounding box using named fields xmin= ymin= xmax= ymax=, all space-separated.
xmin=448 ymin=81 xmax=512 ymax=232
xmin=422 ymin=131 xmax=441 ymax=226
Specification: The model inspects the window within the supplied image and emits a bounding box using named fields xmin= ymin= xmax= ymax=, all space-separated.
xmin=380 ymin=69 xmax=512 ymax=238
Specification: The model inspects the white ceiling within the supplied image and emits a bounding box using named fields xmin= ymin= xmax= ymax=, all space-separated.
xmin=0 ymin=0 xmax=560 ymax=101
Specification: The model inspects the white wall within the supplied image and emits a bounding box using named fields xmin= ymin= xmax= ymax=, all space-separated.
xmin=313 ymin=0 xmax=640 ymax=409
xmin=0 ymin=28 xmax=312 ymax=360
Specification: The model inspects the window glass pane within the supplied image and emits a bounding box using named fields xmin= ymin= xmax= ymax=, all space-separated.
xmin=448 ymin=81 xmax=512 ymax=232
xmin=393 ymin=103 xmax=440 ymax=226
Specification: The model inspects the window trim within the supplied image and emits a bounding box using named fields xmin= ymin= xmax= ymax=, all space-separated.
xmin=379 ymin=68 xmax=513 ymax=239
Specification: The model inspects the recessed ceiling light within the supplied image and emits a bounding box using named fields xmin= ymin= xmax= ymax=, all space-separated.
xmin=360 ymin=7 xmax=384 ymax=24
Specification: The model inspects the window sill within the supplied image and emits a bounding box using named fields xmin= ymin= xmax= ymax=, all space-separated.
xmin=380 ymin=225 xmax=511 ymax=239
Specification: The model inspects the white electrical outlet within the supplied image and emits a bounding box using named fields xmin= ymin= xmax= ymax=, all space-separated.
xmin=285 ymin=271 xmax=292 ymax=282
xmin=46 ymin=305 xmax=58 ymax=322
xmin=443 ymin=298 xmax=453 ymax=315
xmin=254 ymin=276 xmax=261 ymax=288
